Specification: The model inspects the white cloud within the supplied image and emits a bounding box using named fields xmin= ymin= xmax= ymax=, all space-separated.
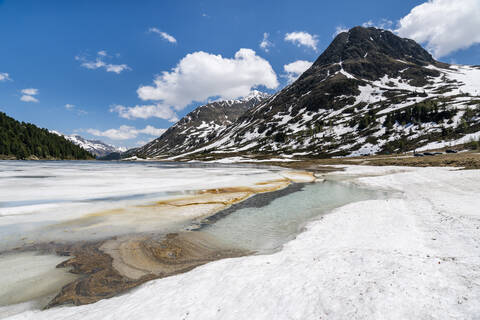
xmin=149 ymin=28 xmax=177 ymax=43
xmin=137 ymin=48 xmax=278 ymax=110
xmin=110 ymin=104 xmax=178 ymax=122
xmin=136 ymin=140 xmax=149 ymax=146
xmin=21 ymin=88 xmax=38 ymax=95
xmin=86 ymin=125 xmax=166 ymax=140
xmin=65 ymin=103 xmax=75 ymax=110
xmin=396 ymin=0 xmax=480 ymax=58
xmin=140 ymin=125 xmax=167 ymax=136
xmin=333 ymin=26 xmax=349 ymax=37
xmin=0 ymin=72 xmax=11 ymax=82
xmin=283 ymin=60 xmax=313 ymax=83
xmin=259 ymin=33 xmax=273 ymax=52
xmin=76 ymin=51 xmax=131 ymax=74
xmin=20 ymin=88 xmax=39 ymax=103
xmin=284 ymin=31 xmax=318 ymax=51
xmin=20 ymin=95 xmax=39 ymax=103
xmin=105 ymin=64 xmax=130 ymax=73
xmin=362 ymin=19 xmax=394 ymax=31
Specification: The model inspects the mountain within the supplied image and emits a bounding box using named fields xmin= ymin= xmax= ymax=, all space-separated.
xmin=0 ymin=112 xmax=94 ymax=160
xmin=97 ymin=152 xmax=123 ymax=160
xmin=135 ymin=90 xmax=270 ymax=158
xmin=143 ymin=26 xmax=479 ymax=159
xmin=54 ymin=133 xmax=126 ymax=157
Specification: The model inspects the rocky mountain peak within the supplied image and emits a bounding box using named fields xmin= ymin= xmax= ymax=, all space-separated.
xmin=313 ymin=26 xmax=435 ymax=67
xmin=298 ymin=26 xmax=441 ymax=87
xmin=133 ymin=27 xmax=480 ymax=161
xmin=135 ymin=92 xmax=270 ymax=157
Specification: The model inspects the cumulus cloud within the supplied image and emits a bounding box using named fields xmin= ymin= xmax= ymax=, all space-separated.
xmin=135 ymin=140 xmax=149 ymax=146
xmin=259 ymin=33 xmax=273 ymax=52
xmin=76 ymin=51 xmax=131 ymax=74
xmin=362 ymin=19 xmax=394 ymax=31
xmin=20 ymin=88 xmax=39 ymax=103
xmin=396 ymin=0 xmax=480 ymax=58
xmin=0 ymin=72 xmax=11 ymax=82
xmin=137 ymin=48 xmax=278 ymax=110
xmin=86 ymin=125 xmax=166 ymax=140
xmin=21 ymin=88 xmax=38 ymax=95
xmin=65 ymin=103 xmax=75 ymax=110
xmin=333 ymin=26 xmax=349 ymax=37
xmin=149 ymin=28 xmax=177 ymax=43
xmin=20 ymin=95 xmax=38 ymax=103
xmin=284 ymin=31 xmax=318 ymax=51
xmin=140 ymin=125 xmax=167 ymax=136
xmin=110 ymin=104 xmax=178 ymax=122
xmin=283 ymin=60 xmax=313 ymax=83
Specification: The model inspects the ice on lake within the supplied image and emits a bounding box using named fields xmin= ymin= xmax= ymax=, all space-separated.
xmin=0 ymin=161 xmax=288 ymax=251
xmin=0 ymin=160 xmax=387 ymax=318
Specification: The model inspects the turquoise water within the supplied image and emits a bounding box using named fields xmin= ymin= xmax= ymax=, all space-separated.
xmin=201 ymin=180 xmax=387 ymax=253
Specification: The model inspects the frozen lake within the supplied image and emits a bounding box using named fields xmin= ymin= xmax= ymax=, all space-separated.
xmin=0 ymin=160 xmax=288 ymax=251
xmin=0 ymin=161 xmax=385 ymax=317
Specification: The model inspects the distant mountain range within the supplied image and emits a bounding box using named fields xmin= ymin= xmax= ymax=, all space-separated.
xmin=132 ymin=26 xmax=480 ymax=160
xmin=0 ymin=112 xmax=93 ymax=160
xmin=51 ymin=132 xmax=126 ymax=157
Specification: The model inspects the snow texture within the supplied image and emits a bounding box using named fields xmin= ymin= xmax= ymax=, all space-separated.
xmin=6 ymin=165 xmax=480 ymax=319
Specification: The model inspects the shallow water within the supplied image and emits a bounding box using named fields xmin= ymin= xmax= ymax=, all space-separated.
xmin=0 ymin=252 xmax=78 ymax=315
xmin=201 ymin=180 xmax=387 ymax=253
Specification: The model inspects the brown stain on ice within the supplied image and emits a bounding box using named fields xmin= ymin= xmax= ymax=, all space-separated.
xmin=46 ymin=232 xmax=248 ymax=308
xmin=34 ymin=174 xmax=310 ymax=308
xmin=102 ymin=232 xmax=248 ymax=280
xmin=69 ymin=178 xmax=291 ymax=222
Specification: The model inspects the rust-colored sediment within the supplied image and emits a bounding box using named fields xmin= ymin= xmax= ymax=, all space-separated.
xmin=46 ymin=240 xmax=148 ymax=307
xmin=47 ymin=232 xmax=247 ymax=308
xmin=35 ymin=173 xmax=314 ymax=308
xmin=102 ymin=232 xmax=247 ymax=280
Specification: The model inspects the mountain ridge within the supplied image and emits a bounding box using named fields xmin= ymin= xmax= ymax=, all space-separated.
xmin=135 ymin=90 xmax=270 ymax=157
xmin=51 ymin=132 xmax=126 ymax=157
xmin=134 ymin=26 xmax=480 ymax=160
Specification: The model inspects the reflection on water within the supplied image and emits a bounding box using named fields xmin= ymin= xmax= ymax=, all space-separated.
xmin=201 ymin=180 xmax=388 ymax=253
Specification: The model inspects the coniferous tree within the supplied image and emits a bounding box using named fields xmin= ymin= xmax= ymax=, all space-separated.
xmin=0 ymin=112 xmax=93 ymax=160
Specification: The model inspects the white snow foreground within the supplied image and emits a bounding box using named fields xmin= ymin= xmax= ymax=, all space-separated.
xmin=8 ymin=166 xmax=480 ymax=319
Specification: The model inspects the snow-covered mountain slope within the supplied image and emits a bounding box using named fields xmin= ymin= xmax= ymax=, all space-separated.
xmin=141 ymin=27 xmax=480 ymax=160
xmin=135 ymin=90 xmax=269 ymax=157
xmin=51 ymin=132 xmax=125 ymax=157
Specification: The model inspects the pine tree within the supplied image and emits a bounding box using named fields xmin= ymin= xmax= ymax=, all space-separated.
xmin=0 ymin=112 xmax=93 ymax=160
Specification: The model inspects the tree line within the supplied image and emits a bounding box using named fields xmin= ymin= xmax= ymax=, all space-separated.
xmin=0 ymin=112 xmax=93 ymax=160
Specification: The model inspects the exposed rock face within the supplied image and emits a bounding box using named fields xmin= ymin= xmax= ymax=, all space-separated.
xmin=135 ymin=91 xmax=269 ymax=157
xmin=311 ymin=26 xmax=435 ymax=68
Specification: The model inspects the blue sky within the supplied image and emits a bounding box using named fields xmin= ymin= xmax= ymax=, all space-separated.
xmin=1 ymin=0 xmax=479 ymax=148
